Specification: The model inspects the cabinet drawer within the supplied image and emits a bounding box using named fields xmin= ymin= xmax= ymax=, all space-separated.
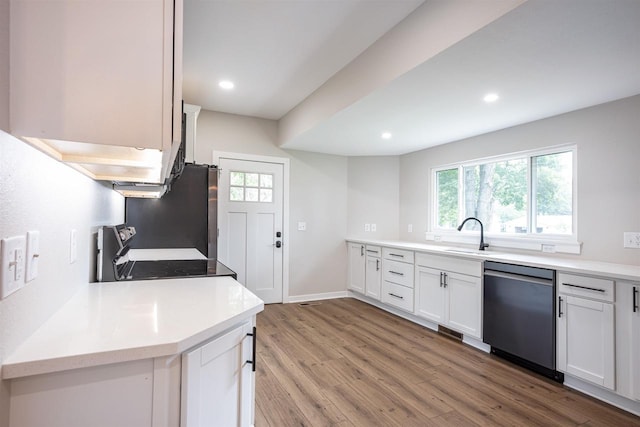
xmin=365 ymin=245 xmax=381 ymax=257
xmin=383 ymin=247 xmax=414 ymax=263
xmin=383 ymin=259 xmax=414 ymax=288
xmin=415 ymin=253 xmax=481 ymax=278
xmin=382 ymin=281 xmax=414 ymax=312
xmin=558 ymin=272 xmax=614 ymax=303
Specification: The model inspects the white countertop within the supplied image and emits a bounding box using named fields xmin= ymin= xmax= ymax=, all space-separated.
xmin=127 ymin=248 xmax=207 ymax=261
xmin=347 ymin=238 xmax=640 ymax=281
xmin=2 ymin=276 xmax=263 ymax=380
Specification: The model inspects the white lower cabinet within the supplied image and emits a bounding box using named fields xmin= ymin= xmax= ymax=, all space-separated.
xmin=8 ymin=319 xmax=257 ymax=427
xmin=557 ymin=272 xmax=615 ymax=390
xmin=181 ymin=320 xmax=256 ymax=427
xmin=347 ymin=242 xmax=366 ymax=294
xmin=365 ymin=245 xmax=382 ymax=300
xmin=414 ymin=254 xmax=482 ymax=339
xmin=380 ymin=248 xmax=415 ymax=312
xmin=616 ymin=281 xmax=640 ymax=401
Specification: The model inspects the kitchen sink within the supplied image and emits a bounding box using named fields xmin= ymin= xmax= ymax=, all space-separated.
xmin=444 ymin=248 xmax=483 ymax=255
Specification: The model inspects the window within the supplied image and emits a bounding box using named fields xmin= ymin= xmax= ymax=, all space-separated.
xmin=229 ymin=171 xmax=273 ymax=203
xmin=434 ymin=147 xmax=575 ymax=238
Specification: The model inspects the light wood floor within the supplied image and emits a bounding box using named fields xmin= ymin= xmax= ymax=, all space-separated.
xmin=255 ymin=298 xmax=640 ymax=427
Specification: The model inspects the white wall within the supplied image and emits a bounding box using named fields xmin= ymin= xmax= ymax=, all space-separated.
xmin=0 ymin=0 xmax=9 ymax=131
xmin=195 ymin=110 xmax=349 ymax=298
xmin=347 ymin=156 xmax=400 ymax=239
xmin=399 ymin=95 xmax=640 ymax=265
xmin=0 ymin=131 xmax=124 ymax=427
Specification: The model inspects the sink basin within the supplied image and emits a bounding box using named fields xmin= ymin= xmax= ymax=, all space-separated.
xmin=444 ymin=249 xmax=482 ymax=255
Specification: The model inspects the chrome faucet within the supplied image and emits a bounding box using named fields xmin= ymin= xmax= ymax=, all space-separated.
xmin=457 ymin=217 xmax=489 ymax=251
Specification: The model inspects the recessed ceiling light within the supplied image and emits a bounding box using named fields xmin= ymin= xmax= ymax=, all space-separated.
xmin=381 ymin=132 xmax=392 ymax=139
xmin=483 ymin=93 xmax=499 ymax=103
xmin=219 ymin=80 xmax=235 ymax=90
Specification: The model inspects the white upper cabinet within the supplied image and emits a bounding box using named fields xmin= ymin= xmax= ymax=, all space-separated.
xmin=10 ymin=0 xmax=183 ymax=183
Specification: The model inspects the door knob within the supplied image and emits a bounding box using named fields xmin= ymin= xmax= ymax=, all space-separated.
xmin=275 ymin=241 xmax=282 ymax=248
xmin=276 ymin=231 xmax=282 ymax=238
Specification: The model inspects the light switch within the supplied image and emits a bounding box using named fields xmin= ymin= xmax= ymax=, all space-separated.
xmin=371 ymin=224 xmax=377 ymax=232
xmin=70 ymin=229 xmax=78 ymax=264
xmin=364 ymin=224 xmax=371 ymax=232
xmin=26 ymin=230 xmax=40 ymax=282
xmin=1 ymin=235 xmax=26 ymax=299
xmin=297 ymin=222 xmax=307 ymax=231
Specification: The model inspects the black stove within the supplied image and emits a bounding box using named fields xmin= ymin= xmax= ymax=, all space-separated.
xmin=98 ymin=225 xmax=236 ymax=282
xmin=125 ymin=259 xmax=236 ymax=281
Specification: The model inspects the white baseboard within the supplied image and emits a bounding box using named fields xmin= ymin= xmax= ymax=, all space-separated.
xmin=286 ymin=291 xmax=349 ymax=304
xmin=563 ymin=375 xmax=640 ymax=417
xmin=347 ymin=291 xmax=491 ymax=354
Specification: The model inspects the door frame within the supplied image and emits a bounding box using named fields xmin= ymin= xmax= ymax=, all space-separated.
xmin=213 ymin=151 xmax=290 ymax=303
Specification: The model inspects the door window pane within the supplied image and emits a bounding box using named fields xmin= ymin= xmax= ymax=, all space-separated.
xmin=260 ymin=174 xmax=273 ymax=188
xmin=230 ymin=186 xmax=244 ymax=201
xmin=245 ymin=173 xmax=259 ymax=187
xmin=260 ymin=189 xmax=273 ymax=202
xmin=245 ymin=188 xmax=259 ymax=202
xmin=230 ymin=171 xmax=245 ymax=186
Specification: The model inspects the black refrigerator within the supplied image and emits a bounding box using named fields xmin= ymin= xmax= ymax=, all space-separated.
xmin=125 ymin=163 xmax=218 ymax=260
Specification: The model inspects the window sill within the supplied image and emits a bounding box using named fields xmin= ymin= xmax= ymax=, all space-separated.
xmin=425 ymin=231 xmax=582 ymax=255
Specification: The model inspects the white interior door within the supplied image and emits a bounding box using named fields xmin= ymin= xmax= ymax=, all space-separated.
xmin=218 ymin=158 xmax=284 ymax=303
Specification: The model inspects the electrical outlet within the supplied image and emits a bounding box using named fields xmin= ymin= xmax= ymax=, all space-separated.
xmin=408 ymin=224 xmax=413 ymax=233
xmin=297 ymin=221 xmax=307 ymax=231
xmin=1 ymin=235 xmax=26 ymax=299
xmin=364 ymin=224 xmax=371 ymax=232
xmin=541 ymin=244 xmax=556 ymax=253
xmin=371 ymin=224 xmax=377 ymax=232
xmin=624 ymin=232 xmax=640 ymax=249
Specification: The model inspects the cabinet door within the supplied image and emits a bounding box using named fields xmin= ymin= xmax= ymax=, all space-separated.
xmin=181 ymin=321 xmax=255 ymax=427
xmin=415 ymin=266 xmax=446 ymax=323
xmin=447 ymin=272 xmax=482 ymax=339
xmin=348 ymin=243 xmax=366 ymax=294
xmin=365 ymin=255 xmax=382 ymax=300
xmin=634 ymin=285 xmax=640 ymax=401
xmin=616 ymin=282 xmax=640 ymax=401
xmin=557 ymin=295 xmax=615 ymax=390
xmin=11 ymin=0 xmax=176 ymax=150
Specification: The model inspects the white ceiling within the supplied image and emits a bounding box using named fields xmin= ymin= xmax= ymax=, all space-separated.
xmin=183 ymin=0 xmax=424 ymax=120
xmin=183 ymin=0 xmax=640 ymax=156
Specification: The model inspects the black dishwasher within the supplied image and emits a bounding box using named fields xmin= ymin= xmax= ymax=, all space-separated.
xmin=483 ymin=261 xmax=563 ymax=382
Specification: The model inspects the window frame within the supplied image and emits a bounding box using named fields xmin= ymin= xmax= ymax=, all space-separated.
xmin=429 ymin=144 xmax=580 ymax=254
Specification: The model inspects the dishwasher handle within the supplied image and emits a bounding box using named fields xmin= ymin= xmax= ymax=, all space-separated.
xmin=484 ymin=269 xmax=553 ymax=287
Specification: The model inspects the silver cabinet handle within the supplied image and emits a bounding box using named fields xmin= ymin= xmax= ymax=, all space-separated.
xmin=376 ymin=259 xmax=380 ymax=271
xmin=360 ymin=245 xmax=364 ymax=256
xmin=388 ymin=293 xmax=404 ymax=300
xmin=389 ymin=271 xmax=404 ymax=276
xmin=366 ymin=249 xmax=378 ymax=253
xmin=562 ymin=282 xmax=605 ymax=293
xmin=389 ymin=253 xmax=404 ymax=258
xmin=443 ymin=272 xmax=448 ymax=288
xmin=439 ymin=272 xmax=443 ymax=287
xmin=633 ymin=286 xmax=638 ymax=313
